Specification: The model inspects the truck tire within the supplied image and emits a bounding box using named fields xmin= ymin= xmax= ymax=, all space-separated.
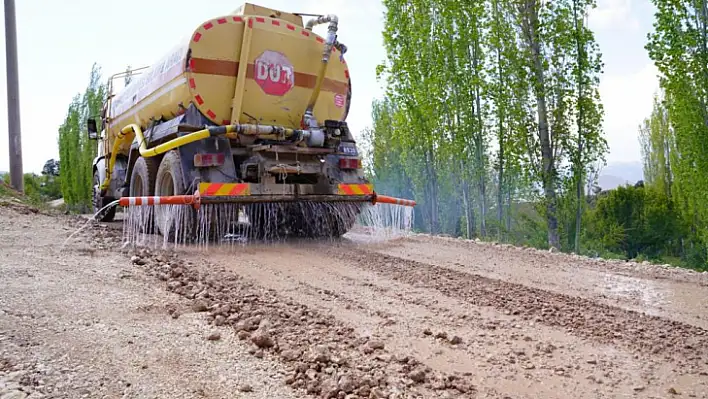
xmin=154 ymin=150 xmax=195 ymax=242
xmin=92 ymin=171 xmax=116 ymax=222
xmin=129 ymin=157 xmax=159 ymax=198
xmin=128 ymin=156 xmax=159 ymax=233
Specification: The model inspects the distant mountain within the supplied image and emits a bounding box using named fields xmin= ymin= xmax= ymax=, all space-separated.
xmin=597 ymin=174 xmax=632 ymax=190
xmin=596 ymin=161 xmax=644 ymax=190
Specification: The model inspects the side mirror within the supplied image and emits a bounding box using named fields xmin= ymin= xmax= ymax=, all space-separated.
xmin=87 ymin=118 xmax=98 ymax=140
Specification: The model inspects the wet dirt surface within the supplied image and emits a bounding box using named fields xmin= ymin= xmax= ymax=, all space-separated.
xmin=0 ymin=208 xmax=303 ymax=399
xmin=2 ymin=204 xmax=708 ymax=398
xmin=373 ymin=235 xmax=708 ymax=329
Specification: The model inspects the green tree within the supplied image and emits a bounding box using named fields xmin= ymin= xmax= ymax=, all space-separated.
xmin=585 ymin=184 xmax=682 ymax=261
xmin=646 ymin=0 xmax=708 ymax=266
xmin=367 ymin=0 xmax=606 ymax=250
xmin=57 ymin=63 xmax=107 ymax=212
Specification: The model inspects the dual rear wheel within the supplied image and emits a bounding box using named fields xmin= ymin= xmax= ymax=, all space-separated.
xmin=129 ymin=150 xmax=195 ymax=241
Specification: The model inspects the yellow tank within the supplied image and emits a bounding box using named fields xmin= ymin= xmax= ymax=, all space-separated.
xmin=104 ymin=3 xmax=351 ymax=155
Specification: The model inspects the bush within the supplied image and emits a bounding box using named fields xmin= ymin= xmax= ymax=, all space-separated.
xmin=584 ymin=184 xmax=683 ymax=262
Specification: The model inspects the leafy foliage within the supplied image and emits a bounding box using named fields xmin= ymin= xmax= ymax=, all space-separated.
xmin=57 ymin=63 xmax=107 ymax=212
xmin=641 ymin=0 xmax=708 ymax=268
xmin=584 ymin=184 xmax=681 ymax=260
xmin=366 ymin=0 xmax=607 ymax=250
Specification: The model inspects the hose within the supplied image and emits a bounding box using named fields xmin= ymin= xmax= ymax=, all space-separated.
xmin=101 ymin=122 xmax=307 ymax=191
xmin=303 ymin=14 xmax=343 ymax=132
xmin=126 ymin=123 xmax=304 ymax=158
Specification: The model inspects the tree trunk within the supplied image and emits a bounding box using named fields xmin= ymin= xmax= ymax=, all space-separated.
xmin=575 ymin=168 xmax=583 ymax=253
xmin=426 ymin=149 xmax=439 ymax=234
xmin=472 ymin=24 xmax=487 ymax=237
xmin=493 ymin=0 xmax=505 ymax=242
xmin=498 ymin=138 xmax=505 ymax=241
xmin=461 ymin=166 xmax=475 ymax=238
xmin=506 ymin=184 xmax=512 ymax=236
xmin=520 ymin=0 xmax=560 ymax=250
xmin=573 ymin=0 xmax=585 ymax=254
xmin=699 ymin=0 xmax=708 ymax=129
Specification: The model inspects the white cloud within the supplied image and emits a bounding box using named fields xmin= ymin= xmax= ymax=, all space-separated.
xmin=589 ymin=0 xmax=639 ymax=31
xmin=599 ymin=62 xmax=660 ymax=163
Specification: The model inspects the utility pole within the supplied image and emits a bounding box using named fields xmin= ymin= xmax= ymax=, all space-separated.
xmin=4 ymin=0 xmax=23 ymax=192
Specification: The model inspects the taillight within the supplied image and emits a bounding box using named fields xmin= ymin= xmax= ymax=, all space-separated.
xmin=194 ymin=153 xmax=225 ymax=167
xmin=339 ymin=158 xmax=361 ymax=169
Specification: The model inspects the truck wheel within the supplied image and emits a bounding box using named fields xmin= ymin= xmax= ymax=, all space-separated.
xmin=129 ymin=157 xmax=159 ymax=198
xmin=92 ymin=171 xmax=116 ymax=222
xmin=154 ymin=150 xmax=195 ymax=242
xmin=129 ymin=156 xmax=159 ymax=233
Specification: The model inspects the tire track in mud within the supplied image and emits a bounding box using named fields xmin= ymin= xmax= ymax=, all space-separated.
xmin=328 ymin=246 xmax=708 ymax=373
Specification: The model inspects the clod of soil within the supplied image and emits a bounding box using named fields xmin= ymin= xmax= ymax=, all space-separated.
xmin=366 ymin=340 xmax=385 ymax=351
xmin=192 ymin=299 xmax=209 ymax=312
xmin=238 ymin=384 xmax=253 ymax=392
xmin=408 ymin=368 xmax=426 ymax=383
xmin=250 ymin=330 xmax=275 ymax=348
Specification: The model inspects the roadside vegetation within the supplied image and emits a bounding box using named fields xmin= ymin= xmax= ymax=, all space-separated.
xmin=1 ymin=158 xmax=61 ymax=208
xmin=362 ymin=0 xmax=708 ymax=271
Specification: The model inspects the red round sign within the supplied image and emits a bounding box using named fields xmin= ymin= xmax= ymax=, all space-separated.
xmin=254 ymin=50 xmax=294 ymax=96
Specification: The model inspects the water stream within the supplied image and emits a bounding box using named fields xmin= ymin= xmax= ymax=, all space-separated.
xmin=120 ymin=200 xmax=414 ymax=250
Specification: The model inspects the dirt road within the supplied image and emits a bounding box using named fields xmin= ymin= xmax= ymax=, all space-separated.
xmin=1 ymin=203 xmax=707 ymax=398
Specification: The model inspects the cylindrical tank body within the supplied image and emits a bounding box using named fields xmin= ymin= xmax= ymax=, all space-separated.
xmin=106 ymin=3 xmax=351 ymax=155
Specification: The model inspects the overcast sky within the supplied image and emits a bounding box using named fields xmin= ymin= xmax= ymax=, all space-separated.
xmin=0 ymin=0 xmax=658 ymax=174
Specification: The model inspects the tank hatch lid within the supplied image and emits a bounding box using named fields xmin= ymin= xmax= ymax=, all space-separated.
xmin=231 ymin=3 xmax=304 ymax=27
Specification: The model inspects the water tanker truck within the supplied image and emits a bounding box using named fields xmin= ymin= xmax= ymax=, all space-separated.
xmin=87 ymin=3 xmax=413 ymax=240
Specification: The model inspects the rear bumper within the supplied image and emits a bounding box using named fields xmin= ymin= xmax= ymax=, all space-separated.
xmin=197 ymin=182 xmax=374 ymax=204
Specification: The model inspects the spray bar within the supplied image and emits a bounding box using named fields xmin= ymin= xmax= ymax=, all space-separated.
xmin=118 ymin=194 xmax=199 ymax=207
xmin=115 ymin=191 xmax=416 ymax=209
xmin=373 ymin=195 xmax=416 ymax=207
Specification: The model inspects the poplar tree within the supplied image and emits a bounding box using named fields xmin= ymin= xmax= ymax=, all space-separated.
xmin=57 ymin=63 xmax=107 ymax=212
